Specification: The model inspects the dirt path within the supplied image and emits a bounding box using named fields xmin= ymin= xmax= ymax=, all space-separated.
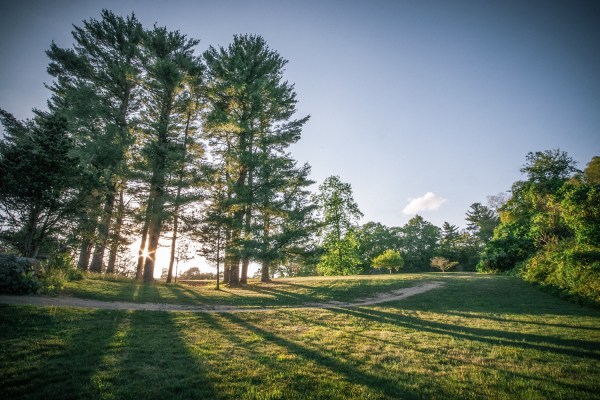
xmin=0 ymin=281 xmax=444 ymax=313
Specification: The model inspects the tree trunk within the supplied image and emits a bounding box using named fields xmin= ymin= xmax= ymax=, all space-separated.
xmin=167 ymin=110 xmax=191 ymax=283
xmin=77 ymin=240 xmax=92 ymax=271
xmin=136 ymin=199 xmax=152 ymax=281
xmin=143 ymin=163 xmax=167 ymax=283
xmin=261 ymin=213 xmax=271 ymax=283
xmin=261 ymin=259 xmax=271 ymax=283
xmin=166 ymin=210 xmax=179 ymax=283
xmin=89 ymin=187 xmax=116 ymax=273
xmin=106 ymin=188 xmax=124 ymax=274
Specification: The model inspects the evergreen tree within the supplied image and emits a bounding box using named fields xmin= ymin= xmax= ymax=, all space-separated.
xmin=46 ymin=10 xmax=144 ymax=271
xmin=0 ymin=110 xmax=81 ymax=257
xmin=203 ymin=35 xmax=309 ymax=285
xmin=137 ymin=26 xmax=203 ymax=282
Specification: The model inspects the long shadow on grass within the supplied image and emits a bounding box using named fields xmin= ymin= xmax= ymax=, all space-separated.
xmin=444 ymin=310 xmax=600 ymax=331
xmin=0 ymin=307 xmax=127 ymax=399
xmin=219 ymin=312 xmax=438 ymax=399
xmin=108 ymin=311 xmax=217 ymax=399
xmin=162 ymin=284 xmax=201 ymax=304
xmin=242 ymin=285 xmax=313 ymax=305
xmin=333 ymin=307 xmax=600 ymax=360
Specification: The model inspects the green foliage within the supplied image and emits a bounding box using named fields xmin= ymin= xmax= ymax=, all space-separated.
xmin=178 ymin=267 xmax=217 ymax=280
xmin=584 ymin=156 xmax=600 ymax=184
xmin=398 ymin=215 xmax=440 ymax=272
xmin=0 ymin=254 xmax=41 ymax=294
xmin=478 ymin=150 xmax=600 ymax=306
xmin=314 ymin=176 xmax=363 ymax=275
xmin=39 ymin=253 xmax=83 ymax=293
xmin=354 ymin=222 xmax=400 ymax=271
xmin=561 ymin=182 xmax=600 ymax=246
xmin=465 ymin=202 xmax=498 ymax=242
xmin=372 ymin=249 xmax=404 ymax=273
xmin=520 ymin=241 xmax=600 ymax=306
xmin=0 ymin=111 xmax=81 ymax=257
xmin=317 ymin=231 xmax=363 ymax=276
xmin=477 ymin=234 xmax=535 ymax=273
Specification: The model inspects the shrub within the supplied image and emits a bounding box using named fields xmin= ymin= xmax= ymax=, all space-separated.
xmin=0 ymin=254 xmax=42 ymax=294
xmin=477 ymin=236 xmax=534 ymax=273
xmin=520 ymin=242 xmax=600 ymax=306
xmin=431 ymin=257 xmax=458 ymax=272
xmin=39 ymin=253 xmax=81 ymax=293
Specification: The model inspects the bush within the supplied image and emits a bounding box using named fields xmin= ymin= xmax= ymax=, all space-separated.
xmin=520 ymin=242 xmax=600 ymax=306
xmin=39 ymin=253 xmax=81 ymax=293
xmin=477 ymin=236 xmax=534 ymax=273
xmin=0 ymin=254 xmax=42 ymax=294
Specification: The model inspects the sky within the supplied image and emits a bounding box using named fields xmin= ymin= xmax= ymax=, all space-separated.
xmin=1 ymin=0 xmax=599 ymax=274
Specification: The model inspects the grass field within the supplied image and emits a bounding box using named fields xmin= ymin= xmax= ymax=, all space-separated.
xmin=1 ymin=273 xmax=599 ymax=399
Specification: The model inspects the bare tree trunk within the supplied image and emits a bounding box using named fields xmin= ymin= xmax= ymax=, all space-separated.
xmin=89 ymin=188 xmax=116 ymax=273
xmin=261 ymin=259 xmax=271 ymax=283
xmin=77 ymin=240 xmax=92 ymax=271
xmin=167 ymin=110 xmax=191 ymax=283
xmin=136 ymin=199 xmax=152 ymax=281
xmin=143 ymin=164 xmax=167 ymax=283
xmin=261 ymin=213 xmax=271 ymax=283
xmin=106 ymin=188 xmax=124 ymax=274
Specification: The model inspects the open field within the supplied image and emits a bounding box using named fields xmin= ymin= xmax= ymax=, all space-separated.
xmin=1 ymin=273 xmax=600 ymax=399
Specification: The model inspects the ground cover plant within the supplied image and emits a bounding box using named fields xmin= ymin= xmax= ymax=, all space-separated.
xmin=1 ymin=273 xmax=600 ymax=399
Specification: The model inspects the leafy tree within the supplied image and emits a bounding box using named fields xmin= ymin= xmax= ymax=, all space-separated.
xmin=317 ymin=230 xmax=362 ymax=275
xmin=430 ymin=256 xmax=458 ymax=272
xmin=372 ymin=249 xmax=403 ymax=274
xmin=520 ymin=149 xmax=579 ymax=194
xmin=561 ymin=181 xmax=600 ymax=247
xmin=314 ymin=176 xmax=363 ymax=275
xmin=0 ymin=110 xmax=81 ymax=257
xmin=398 ymin=215 xmax=440 ymax=271
xmin=355 ymin=222 xmax=400 ymax=272
xmin=584 ymin=156 xmax=600 ymax=185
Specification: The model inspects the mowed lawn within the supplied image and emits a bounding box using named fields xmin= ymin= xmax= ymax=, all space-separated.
xmin=1 ymin=273 xmax=599 ymax=399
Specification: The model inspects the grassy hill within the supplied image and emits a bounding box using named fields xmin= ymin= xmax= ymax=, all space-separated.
xmin=1 ymin=273 xmax=599 ymax=399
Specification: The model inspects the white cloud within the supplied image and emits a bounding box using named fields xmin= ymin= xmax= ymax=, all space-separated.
xmin=402 ymin=192 xmax=447 ymax=215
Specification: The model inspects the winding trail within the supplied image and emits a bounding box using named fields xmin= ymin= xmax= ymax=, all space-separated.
xmin=0 ymin=281 xmax=444 ymax=313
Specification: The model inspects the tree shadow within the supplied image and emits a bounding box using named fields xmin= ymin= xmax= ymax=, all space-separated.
xmin=331 ymin=307 xmax=600 ymax=360
xmin=443 ymin=310 xmax=600 ymax=331
xmin=104 ymin=310 xmax=217 ymax=399
xmin=0 ymin=307 xmax=127 ymax=399
xmin=242 ymin=285 xmax=312 ymax=304
xmin=218 ymin=311 xmax=438 ymax=399
xmin=162 ymin=284 xmax=202 ymax=304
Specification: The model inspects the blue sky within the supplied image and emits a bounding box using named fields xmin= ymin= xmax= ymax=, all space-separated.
xmin=1 ymin=0 xmax=599 ymax=230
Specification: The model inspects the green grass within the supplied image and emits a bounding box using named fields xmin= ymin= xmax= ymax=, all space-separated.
xmin=61 ymin=273 xmax=434 ymax=307
xmin=1 ymin=273 xmax=600 ymax=399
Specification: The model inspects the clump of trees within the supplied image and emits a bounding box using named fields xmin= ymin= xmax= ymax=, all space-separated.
xmin=1 ymin=10 xmax=315 ymax=285
xmin=478 ymin=150 xmax=600 ymax=305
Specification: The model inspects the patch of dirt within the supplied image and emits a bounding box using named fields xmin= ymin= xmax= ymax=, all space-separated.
xmin=0 ymin=281 xmax=445 ymax=313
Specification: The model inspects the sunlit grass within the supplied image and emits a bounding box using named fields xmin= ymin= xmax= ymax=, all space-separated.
xmin=1 ymin=273 xmax=599 ymax=399
xmin=61 ymin=272 xmax=436 ymax=307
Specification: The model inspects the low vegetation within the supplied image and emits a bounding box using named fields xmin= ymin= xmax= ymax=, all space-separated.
xmin=1 ymin=273 xmax=599 ymax=399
